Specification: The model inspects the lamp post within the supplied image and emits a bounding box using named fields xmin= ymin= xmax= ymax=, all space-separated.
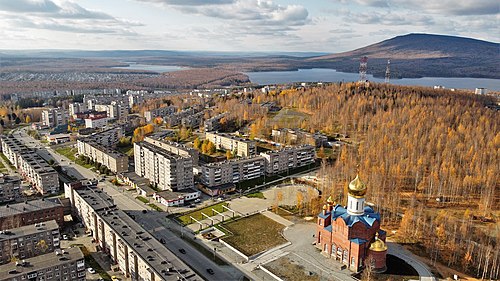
xmin=213 ymin=247 xmax=216 ymax=261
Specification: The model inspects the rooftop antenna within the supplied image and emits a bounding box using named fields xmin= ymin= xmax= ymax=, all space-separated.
xmin=359 ymin=56 xmax=368 ymax=82
xmin=385 ymin=59 xmax=391 ymax=83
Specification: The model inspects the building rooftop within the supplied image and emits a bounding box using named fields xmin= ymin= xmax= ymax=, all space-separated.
xmin=0 ymin=198 xmax=63 ymax=221
xmin=0 ymin=247 xmax=84 ymax=280
xmin=203 ymin=155 xmax=265 ymax=167
xmin=0 ymin=220 xmax=59 ymax=241
xmin=206 ymin=132 xmax=255 ymax=144
xmin=155 ymin=188 xmax=199 ymax=200
xmin=137 ymin=142 xmax=190 ymax=161
xmin=81 ymin=140 xmax=127 ymax=159
xmin=75 ymin=187 xmax=200 ymax=280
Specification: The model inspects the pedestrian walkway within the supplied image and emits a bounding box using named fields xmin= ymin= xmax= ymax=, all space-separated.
xmin=387 ymin=241 xmax=436 ymax=281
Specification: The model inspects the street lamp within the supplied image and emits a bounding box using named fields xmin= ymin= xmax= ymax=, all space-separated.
xmin=213 ymin=247 xmax=216 ymax=261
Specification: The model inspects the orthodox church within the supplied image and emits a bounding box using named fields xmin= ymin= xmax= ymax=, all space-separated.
xmin=316 ymin=175 xmax=387 ymax=272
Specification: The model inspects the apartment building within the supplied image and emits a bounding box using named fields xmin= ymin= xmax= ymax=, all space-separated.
xmin=145 ymin=134 xmax=199 ymax=165
xmin=68 ymin=103 xmax=87 ymax=118
xmin=205 ymin=132 xmax=256 ymax=157
xmin=65 ymin=186 xmax=200 ymax=281
xmin=272 ymin=128 xmax=328 ymax=147
xmin=144 ymin=106 xmax=176 ymax=122
xmin=200 ymin=156 xmax=265 ymax=187
xmin=181 ymin=111 xmax=204 ymax=129
xmin=0 ymin=247 xmax=85 ymax=281
xmin=77 ymin=140 xmax=128 ymax=173
xmin=84 ymin=116 xmax=108 ymax=129
xmin=0 ymin=175 xmax=22 ymax=203
xmin=0 ymin=220 xmax=60 ymax=264
xmin=204 ymin=113 xmax=226 ymax=132
xmin=41 ymin=108 xmax=68 ymax=128
xmin=1 ymin=135 xmax=59 ymax=195
xmin=85 ymin=127 xmax=123 ymax=148
xmin=134 ymin=142 xmax=193 ymax=191
xmin=260 ymin=145 xmax=315 ymax=175
xmin=0 ymin=198 xmax=64 ymax=230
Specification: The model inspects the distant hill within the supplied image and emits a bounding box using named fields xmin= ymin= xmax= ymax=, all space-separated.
xmin=302 ymin=33 xmax=500 ymax=79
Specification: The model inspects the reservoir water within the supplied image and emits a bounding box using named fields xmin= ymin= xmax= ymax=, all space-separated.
xmin=245 ymin=68 xmax=500 ymax=91
xmin=117 ymin=64 xmax=500 ymax=91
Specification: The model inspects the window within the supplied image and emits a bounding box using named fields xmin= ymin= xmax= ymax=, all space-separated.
xmin=351 ymin=257 xmax=356 ymax=267
xmin=343 ymin=250 xmax=348 ymax=263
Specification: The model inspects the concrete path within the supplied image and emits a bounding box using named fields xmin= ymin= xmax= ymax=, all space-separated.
xmin=387 ymin=242 xmax=436 ymax=281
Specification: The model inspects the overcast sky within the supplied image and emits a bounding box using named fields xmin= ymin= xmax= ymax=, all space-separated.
xmin=0 ymin=0 xmax=498 ymax=52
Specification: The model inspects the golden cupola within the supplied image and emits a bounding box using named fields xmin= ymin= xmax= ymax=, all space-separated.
xmin=369 ymin=233 xmax=387 ymax=252
xmin=348 ymin=175 xmax=367 ymax=198
xmin=326 ymin=196 xmax=334 ymax=205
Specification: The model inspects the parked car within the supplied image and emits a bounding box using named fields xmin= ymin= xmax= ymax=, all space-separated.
xmin=87 ymin=268 xmax=96 ymax=274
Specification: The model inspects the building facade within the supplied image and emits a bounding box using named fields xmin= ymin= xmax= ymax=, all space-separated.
xmin=0 ymin=247 xmax=85 ymax=281
xmin=260 ymin=145 xmax=315 ymax=175
xmin=65 ymin=185 xmax=200 ymax=281
xmin=200 ymin=156 xmax=265 ymax=187
xmin=205 ymin=132 xmax=256 ymax=157
xmin=144 ymin=106 xmax=176 ymax=122
xmin=0 ymin=220 xmax=60 ymax=264
xmin=316 ymin=176 xmax=387 ymax=273
xmin=1 ymin=135 xmax=59 ymax=195
xmin=84 ymin=116 xmax=108 ymax=129
xmin=0 ymin=198 xmax=64 ymax=230
xmin=0 ymin=175 xmax=22 ymax=203
xmin=41 ymin=108 xmax=68 ymax=128
xmin=77 ymin=140 xmax=128 ymax=173
xmin=68 ymin=103 xmax=87 ymax=118
xmin=144 ymin=135 xmax=199 ymax=166
xmin=134 ymin=142 xmax=193 ymax=191
xmin=153 ymin=188 xmax=201 ymax=208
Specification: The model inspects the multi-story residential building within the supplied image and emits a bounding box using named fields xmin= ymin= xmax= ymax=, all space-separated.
xmin=0 ymin=198 xmax=64 ymax=230
xmin=84 ymin=127 xmax=123 ymax=147
xmin=205 ymin=132 xmax=256 ymax=157
xmin=204 ymin=113 xmax=226 ymax=132
xmin=77 ymin=140 xmax=128 ymax=173
xmin=68 ymin=103 xmax=87 ymax=118
xmin=145 ymin=134 xmax=199 ymax=165
xmin=84 ymin=116 xmax=108 ymax=129
xmin=0 ymin=247 xmax=85 ymax=281
xmin=65 ymin=185 xmax=199 ymax=281
xmin=144 ymin=106 xmax=176 ymax=122
xmin=0 ymin=220 xmax=60 ymax=264
xmin=134 ymin=142 xmax=193 ymax=191
xmin=200 ymin=156 xmax=265 ymax=187
xmin=0 ymin=135 xmax=59 ymax=195
xmin=163 ymin=108 xmax=201 ymax=127
xmin=41 ymin=108 xmax=68 ymax=128
xmin=272 ymin=128 xmax=328 ymax=147
xmin=181 ymin=111 xmax=204 ymax=129
xmin=260 ymin=145 xmax=315 ymax=175
xmin=0 ymin=175 xmax=22 ymax=203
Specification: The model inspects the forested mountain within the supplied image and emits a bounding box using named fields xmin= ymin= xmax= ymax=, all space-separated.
xmin=303 ymin=33 xmax=499 ymax=79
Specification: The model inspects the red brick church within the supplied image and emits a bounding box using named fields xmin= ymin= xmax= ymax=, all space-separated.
xmin=316 ymin=175 xmax=387 ymax=272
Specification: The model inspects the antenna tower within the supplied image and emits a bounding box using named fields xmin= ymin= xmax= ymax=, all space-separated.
xmin=385 ymin=59 xmax=391 ymax=83
xmin=359 ymin=56 xmax=368 ymax=82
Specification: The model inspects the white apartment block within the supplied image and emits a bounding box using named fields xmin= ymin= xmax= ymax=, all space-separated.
xmin=260 ymin=145 xmax=315 ymax=175
xmin=85 ymin=127 xmax=123 ymax=147
xmin=68 ymin=102 xmax=87 ymax=117
xmin=84 ymin=116 xmax=108 ymax=129
xmin=144 ymin=106 xmax=176 ymax=122
xmin=0 ymin=220 xmax=60 ymax=264
xmin=134 ymin=142 xmax=193 ymax=191
xmin=204 ymin=113 xmax=226 ymax=132
xmin=144 ymin=135 xmax=199 ymax=166
xmin=65 ymin=186 xmax=199 ymax=281
xmin=200 ymin=156 xmax=265 ymax=187
xmin=1 ymin=135 xmax=59 ymax=195
xmin=41 ymin=108 xmax=68 ymax=128
xmin=205 ymin=132 xmax=256 ymax=157
xmin=77 ymin=140 xmax=128 ymax=173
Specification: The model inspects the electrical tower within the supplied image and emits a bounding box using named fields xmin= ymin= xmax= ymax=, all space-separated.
xmin=385 ymin=59 xmax=391 ymax=83
xmin=359 ymin=56 xmax=368 ymax=82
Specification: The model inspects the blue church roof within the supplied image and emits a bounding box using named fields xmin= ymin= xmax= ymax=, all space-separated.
xmin=318 ymin=211 xmax=330 ymax=219
xmin=350 ymin=238 xmax=367 ymax=245
xmin=330 ymin=205 xmax=380 ymax=228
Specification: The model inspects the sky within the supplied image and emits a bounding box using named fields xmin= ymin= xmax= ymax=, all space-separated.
xmin=0 ymin=0 xmax=498 ymax=52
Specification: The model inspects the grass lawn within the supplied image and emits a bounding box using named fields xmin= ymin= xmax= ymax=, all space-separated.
xmin=136 ymin=196 xmax=149 ymax=204
xmin=148 ymin=203 xmax=164 ymax=212
xmin=116 ymin=145 xmax=134 ymax=157
xmin=266 ymin=256 xmax=320 ymax=281
xmin=177 ymin=202 xmax=229 ymax=225
xmin=0 ymin=154 xmax=15 ymax=169
xmin=0 ymin=160 xmax=5 ymax=170
xmin=222 ymin=213 xmax=287 ymax=256
xmin=54 ymin=146 xmax=93 ymax=169
xmin=245 ymin=192 xmax=266 ymax=199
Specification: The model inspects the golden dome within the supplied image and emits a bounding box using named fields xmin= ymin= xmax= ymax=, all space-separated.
xmin=348 ymin=175 xmax=367 ymax=198
xmin=326 ymin=196 xmax=334 ymax=205
xmin=322 ymin=204 xmax=327 ymax=210
xmin=369 ymin=234 xmax=387 ymax=252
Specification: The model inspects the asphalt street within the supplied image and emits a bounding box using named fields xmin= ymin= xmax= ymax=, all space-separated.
xmin=14 ymin=127 xmax=246 ymax=281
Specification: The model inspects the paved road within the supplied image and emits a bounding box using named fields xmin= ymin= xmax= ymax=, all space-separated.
xmin=14 ymin=127 xmax=247 ymax=281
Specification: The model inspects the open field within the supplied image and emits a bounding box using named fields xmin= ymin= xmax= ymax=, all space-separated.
xmin=265 ymin=256 xmax=320 ymax=281
xmin=270 ymin=108 xmax=310 ymax=128
xmin=222 ymin=213 xmax=287 ymax=256
xmin=54 ymin=146 xmax=94 ymax=169
xmin=177 ymin=202 xmax=229 ymax=225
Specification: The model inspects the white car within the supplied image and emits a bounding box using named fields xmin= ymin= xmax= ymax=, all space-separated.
xmin=87 ymin=268 xmax=96 ymax=274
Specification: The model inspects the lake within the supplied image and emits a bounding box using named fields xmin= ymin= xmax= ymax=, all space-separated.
xmin=245 ymin=68 xmax=500 ymax=91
